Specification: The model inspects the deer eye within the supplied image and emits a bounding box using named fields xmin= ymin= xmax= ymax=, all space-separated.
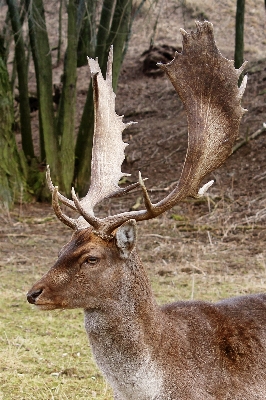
xmin=80 ymin=256 xmax=99 ymax=269
xmin=86 ymin=256 xmax=98 ymax=265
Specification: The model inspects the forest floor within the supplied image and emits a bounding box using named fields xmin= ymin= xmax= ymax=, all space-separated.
xmin=0 ymin=0 xmax=266 ymax=399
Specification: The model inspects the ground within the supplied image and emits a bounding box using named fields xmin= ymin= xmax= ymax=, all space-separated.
xmin=0 ymin=0 xmax=266 ymax=399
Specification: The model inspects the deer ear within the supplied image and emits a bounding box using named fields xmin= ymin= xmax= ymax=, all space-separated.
xmin=115 ymin=219 xmax=137 ymax=259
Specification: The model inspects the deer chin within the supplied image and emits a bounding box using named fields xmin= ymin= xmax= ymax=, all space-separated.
xmin=35 ymin=303 xmax=59 ymax=311
xmin=35 ymin=299 xmax=69 ymax=310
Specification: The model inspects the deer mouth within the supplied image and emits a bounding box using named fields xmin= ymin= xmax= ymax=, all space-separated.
xmin=31 ymin=300 xmax=67 ymax=311
xmin=27 ymin=288 xmax=66 ymax=310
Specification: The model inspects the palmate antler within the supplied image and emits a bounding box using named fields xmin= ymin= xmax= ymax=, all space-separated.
xmin=48 ymin=21 xmax=247 ymax=235
xmin=47 ymin=47 xmax=139 ymax=230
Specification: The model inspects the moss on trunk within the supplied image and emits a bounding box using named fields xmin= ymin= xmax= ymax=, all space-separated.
xmin=0 ymin=57 xmax=30 ymax=206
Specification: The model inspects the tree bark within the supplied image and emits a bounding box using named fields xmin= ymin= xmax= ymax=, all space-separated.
xmin=56 ymin=0 xmax=78 ymax=195
xmin=74 ymin=83 xmax=94 ymax=195
xmin=0 ymin=56 xmax=29 ymax=206
xmin=95 ymin=0 xmax=114 ymax=67
xmin=7 ymin=0 xmax=34 ymax=159
xmin=5 ymin=0 xmax=134 ymax=198
xmin=57 ymin=0 xmax=63 ymax=65
xmin=111 ymin=0 xmax=132 ymax=91
xmin=27 ymin=0 xmax=59 ymax=177
xmin=234 ymin=0 xmax=245 ymax=70
xmin=77 ymin=0 xmax=96 ymax=67
xmin=102 ymin=0 xmax=132 ymax=90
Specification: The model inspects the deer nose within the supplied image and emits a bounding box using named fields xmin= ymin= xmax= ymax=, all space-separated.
xmin=27 ymin=288 xmax=43 ymax=304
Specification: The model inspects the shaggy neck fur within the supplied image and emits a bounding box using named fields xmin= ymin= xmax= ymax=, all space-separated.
xmin=84 ymin=251 xmax=164 ymax=399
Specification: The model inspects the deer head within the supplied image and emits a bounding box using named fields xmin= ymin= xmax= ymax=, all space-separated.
xmin=27 ymin=220 xmax=141 ymax=311
xmin=27 ymin=22 xmax=252 ymax=399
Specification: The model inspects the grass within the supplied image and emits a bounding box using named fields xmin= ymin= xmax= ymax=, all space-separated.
xmin=1 ymin=199 xmax=266 ymax=399
xmin=0 ymin=264 xmax=112 ymax=400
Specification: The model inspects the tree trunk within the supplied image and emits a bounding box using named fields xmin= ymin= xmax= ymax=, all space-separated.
xmin=74 ymin=83 xmax=94 ymax=195
xmin=7 ymin=0 xmax=34 ymax=159
xmin=0 ymin=56 xmax=29 ymax=206
xmin=57 ymin=0 xmax=63 ymax=66
xmin=56 ymin=0 xmax=78 ymax=195
xmin=77 ymin=0 xmax=96 ymax=67
xmin=4 ymin=0 xmax=135 ymax=199
xmin=102 ymin=0 xmax=132 ymax=90
xmin=234 ymin=0 xmax=245 ymax=70
xmin=95 ymin=0 xmax=114 ymax=67
xmin=110 ymin=0 xmax=132 ymax=91
xmin=27 ymin=0 xmax=59 ymax=177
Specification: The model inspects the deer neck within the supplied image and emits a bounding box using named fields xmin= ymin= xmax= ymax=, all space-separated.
xmin=84 ymin=251 xmax=159 ymax=337
xmin=84 ymin=251 xmax=163 ymax=397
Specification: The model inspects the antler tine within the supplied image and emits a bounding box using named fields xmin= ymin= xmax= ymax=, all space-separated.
xmin=71 ymin=187 xmax=101 ymax=230
xmin=52 ymin=186 xmax=77 ymax=230
xmin=46 ymin=166 xmax=76 ymax=211
xmin=138 ymin=172 xmax=155 ymax=215
xmin=238 ymin=74 xmax=248 ymax=100
xmin=106 ymin=45 xmax=113 ymax=85
xmin=108 ymin=180 xmax=144 ymax=198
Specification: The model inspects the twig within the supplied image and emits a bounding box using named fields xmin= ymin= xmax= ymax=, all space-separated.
xmin=207 ymin=231 xmax=213 ymax=246
xmin=253 ymin=171 xmax=266 ymax=182
xmin=191 ymin=273 xmax=195 ymax=300
xmin=232 ymin=123 xmax=266 ymax=153
xmin=149 ymin=180 xmax=178 ymax=192
xmin=164 ymin=147 xmax=181 ymax=160
xmin=143 ymin=234 xmax=174 ymax=240
xmin=190 ymin=264 xmax=206 ymax=275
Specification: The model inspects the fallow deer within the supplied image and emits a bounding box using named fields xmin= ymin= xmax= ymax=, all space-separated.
xmin=27 ymin=21 xmax=266 ymax=400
